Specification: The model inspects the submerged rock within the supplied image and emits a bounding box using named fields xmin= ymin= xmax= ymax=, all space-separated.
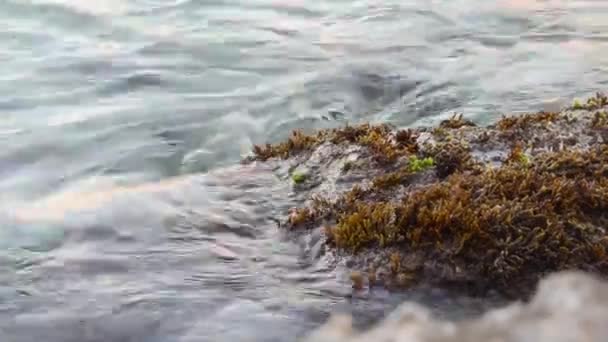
xmin=304 ymin=271 xmax=608 ymax=342
xmin=246 ymin=92 xmax=608 ymax=297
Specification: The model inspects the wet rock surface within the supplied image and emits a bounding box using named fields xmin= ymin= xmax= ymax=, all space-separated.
xmin=304 ymin=271 xmax=608 ymax=342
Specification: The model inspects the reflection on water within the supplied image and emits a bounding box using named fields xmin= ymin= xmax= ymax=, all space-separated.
xmin=1 ymin=0 xmax=607 ymax=341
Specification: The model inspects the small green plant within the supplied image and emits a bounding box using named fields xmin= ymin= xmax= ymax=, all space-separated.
xmin=408 ymin=156 xmax=435 ymax=173
xmin=572 ymin=99 xmax=585 ymax=110
xmin=519 ymin=153 xmax=530 ymax=167
xmin=291 ymin=172 xmax=307 ymax=184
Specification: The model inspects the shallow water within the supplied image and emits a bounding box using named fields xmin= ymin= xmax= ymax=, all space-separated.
xmin=1 ymin=1 xmax=608 ymax=341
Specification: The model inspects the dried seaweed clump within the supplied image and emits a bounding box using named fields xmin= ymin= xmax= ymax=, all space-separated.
xmin=335 ymin=124 xmax=419 ymax=164
xmin=288 ymin=207 xmax=316 ymax=227
xmin=505 ymin=142 xmax=530 ymax=166
xmin=249 ymin=123 xmax=418 ymax=164
xmin=439 ymin=113 xmax=476 ymax=129
xmin=333 ymin=202 xmax=397 ymax=251
xmin=496 ymin=111 xmax=560 ymax=131
xmin=329 ymin=145 xmax=608 ymax=290
xmin=251 ymin=129 xmax=321 ymax=161
xmin=368 ymin=155 xmax=434 ymax=192
xmin=394 ymin=129 xmax=419 ymax=154
xmin=355 ymin=125 xmax=407 ymax=164
xmin=426 ymin=139 xmax=480 ymax=178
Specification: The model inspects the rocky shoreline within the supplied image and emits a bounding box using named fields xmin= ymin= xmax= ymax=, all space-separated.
xmin=244 ymin=93 xmax=608 ymax=340
xmin=246 ymin=93 xmax=608 ymax=297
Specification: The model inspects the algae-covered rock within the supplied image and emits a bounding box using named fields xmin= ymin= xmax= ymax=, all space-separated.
xmin=247 ymin=92 xmax=608 ymax=297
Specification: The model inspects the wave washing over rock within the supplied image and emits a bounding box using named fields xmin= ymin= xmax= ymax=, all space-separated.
xmin=243 ymin=93 xmax=608 ymax=341
xmin=305 ymin=271 xmax=608 ymax=342
xmin=6 ymin=94 xmax=608 ymax=341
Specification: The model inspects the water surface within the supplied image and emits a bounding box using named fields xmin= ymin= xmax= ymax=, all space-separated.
xmin=1 ymin=1 xmax=608 ymax=341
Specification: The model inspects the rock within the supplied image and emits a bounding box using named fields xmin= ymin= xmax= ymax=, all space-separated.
xmin=541 ymin=97 xmax=566 ymax=113
xmin=247 ymin=92 xmax=608 ymax=296
xmin=304 ymin=271 xmax=608 ymax=342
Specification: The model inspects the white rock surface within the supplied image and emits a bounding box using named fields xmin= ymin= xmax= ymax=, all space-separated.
xmin=305 ymin=271 xmax=608 ymax=342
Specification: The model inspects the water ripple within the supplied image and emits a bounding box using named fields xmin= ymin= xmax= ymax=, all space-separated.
xmin=2 ymin=0 xmax=608 ymax=341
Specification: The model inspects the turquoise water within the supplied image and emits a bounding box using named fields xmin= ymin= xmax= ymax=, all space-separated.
xmin=1 ymin=1 xmax=608 ymax=341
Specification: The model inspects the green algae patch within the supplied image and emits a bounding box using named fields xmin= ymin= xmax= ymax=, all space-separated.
xmin=408 ymin=156 xmax=435 ymax=173
xmin=291 ymin=172 xmax=307 ymax=184
xmin=572 ymin=99 xmax=585 ymax=110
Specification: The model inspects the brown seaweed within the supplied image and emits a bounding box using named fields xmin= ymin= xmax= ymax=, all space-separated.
xmin=250 ymin=102 xmax=608 ymax=295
